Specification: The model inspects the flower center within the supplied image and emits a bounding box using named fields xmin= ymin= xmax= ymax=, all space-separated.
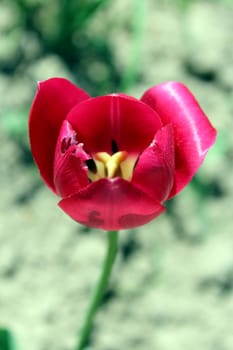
xmin=87 ymin=151 xmax=137 ymax=182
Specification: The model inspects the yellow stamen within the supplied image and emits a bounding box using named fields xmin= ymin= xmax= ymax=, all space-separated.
xmin=88 ymin=159 xmax=105 ymax=181
xmin=120 ymin=156 xmax=138 ymax=181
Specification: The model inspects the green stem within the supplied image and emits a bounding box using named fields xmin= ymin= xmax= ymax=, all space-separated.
xmin=75 ymin=230 xmax=119 ymax=350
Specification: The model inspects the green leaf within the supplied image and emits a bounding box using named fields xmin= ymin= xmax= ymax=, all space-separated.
xmin=0 ymin=329 xmax=18 ymax=350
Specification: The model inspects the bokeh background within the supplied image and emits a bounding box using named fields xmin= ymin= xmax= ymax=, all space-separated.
xmin=0 ymin=0 xmax=233 ymax=349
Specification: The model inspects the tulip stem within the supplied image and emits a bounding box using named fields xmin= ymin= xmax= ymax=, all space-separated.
xmin=75 ymin=230 xmax=119 ymax=350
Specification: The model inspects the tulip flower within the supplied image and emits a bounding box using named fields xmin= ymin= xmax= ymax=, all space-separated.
xmin=29 ymin=78 xmax=216 ymax=230
xmin=29 ymin=78 xmax=217 ymax=350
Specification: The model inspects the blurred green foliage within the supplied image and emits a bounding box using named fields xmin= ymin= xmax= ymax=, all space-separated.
xmin=0 ymin=0 xmax=121 ymax=93
xmin=0 ymin=0 xmax=147 ymax=144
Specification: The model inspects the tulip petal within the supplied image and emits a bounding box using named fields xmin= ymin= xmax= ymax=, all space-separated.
xmin=53 ymin=120 xmax=90 ymax=197
xmin=58 ymin=178 xmax=165 ymax=230
xmin=132 ymin=125 xmax=175 ymax=202
xmin=29 ymin=77 xmax=90 ymax=191
xmin=67 ymin=94 xmax=162 ymax=155
xmin=141 ymin=82 xmax=217 ymax=197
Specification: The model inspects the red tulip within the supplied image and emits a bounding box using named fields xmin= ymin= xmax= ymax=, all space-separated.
xmin=29 ymin=78 xmax=216 ymax=230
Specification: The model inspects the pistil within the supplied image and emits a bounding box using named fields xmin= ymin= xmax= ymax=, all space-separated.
xmin=87 ymin=151 xmax=138 ymax=182
xmin=95 ymin=151 xmax=128 ymax=178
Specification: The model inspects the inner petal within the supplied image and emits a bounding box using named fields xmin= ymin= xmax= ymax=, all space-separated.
xmin=53 ymin=120 xmax=90 ymax=197
xmin=132 ymin=125 xmax=175 ymax=202
xmin=66 ymin=94 xmax=162 ymax=155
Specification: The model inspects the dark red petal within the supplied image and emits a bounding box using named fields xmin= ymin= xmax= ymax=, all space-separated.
xmin=53 ymin=120 xmax=90 ymax=197
xmin=132 ymin=125 xmax=175 ymax=202
xmin=29 ymin=77 xmax=90 ymax=191
xmin=58 ymin=178 xmax=165 ymax=230
xmin=141 ymin=82 xmax=217 ymax=197
xmin=66 ymin=94 xmax=162 ymax=154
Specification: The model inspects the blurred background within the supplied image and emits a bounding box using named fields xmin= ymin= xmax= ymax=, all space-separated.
xmin=0 ymin=0 xmax=233 ymax=349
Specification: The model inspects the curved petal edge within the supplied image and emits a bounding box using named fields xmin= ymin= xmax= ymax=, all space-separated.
xmin=141 ymin=81 xmax=217 ymax=197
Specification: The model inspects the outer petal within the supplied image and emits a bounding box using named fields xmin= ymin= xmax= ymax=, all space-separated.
xmin=53 ymin=121 xmax=90 ymax=197
xmin=58 ymin=178 xmax=165 ymax=230
xmin=132 ymin=125 xmax=175 ymax=202
xmin=66 ymin=94 xmax=162 ymax=155
xmin=141 ymin=82 xmax=217 ymax=198
xmin=29 ymin=77 xmax=90 ymax=191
